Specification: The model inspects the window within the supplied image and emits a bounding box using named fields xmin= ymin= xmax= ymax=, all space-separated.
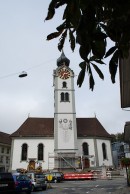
xmin=6 ymin=156 xmax=9 ymax=164
xmin=82 ymin=142 xmax=89 ymax=155
xmin=38 ymin=143 xmax=44 ymax=161
xmin=60 ymin=92 xmax=69 ymax=102
xmin=21 ymin=143 xmax=28 ymax=161
xmin=61 ymin=92 xmax=64 ymax=101
xmin=7 ymin=148 xmax=10 ymax=154
xmin=0 ymin=156 xmax=3 ymax=163
xmin=102 ymin=143 xmax=107 ymax=160
xmin=65 ymin=93 xmax=69 ymax=101
xmin=62 ymin=81 xmax=67 ymax=88
xmin=1 ymin=147 xmax=4 ymax=153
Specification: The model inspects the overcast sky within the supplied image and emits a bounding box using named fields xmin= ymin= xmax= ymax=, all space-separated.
xmin=0 ymin=1 xmax=129 ymax=135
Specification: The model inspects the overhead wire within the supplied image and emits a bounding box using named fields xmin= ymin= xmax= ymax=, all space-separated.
xmin=0 ymin=51 xmax=76 ymax=79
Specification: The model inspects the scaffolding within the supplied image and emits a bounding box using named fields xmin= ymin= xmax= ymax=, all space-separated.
xmin=48 ymin=152 xmax=80 ymax=171
xmin=48 ymin=152 xmax=94 ymax=171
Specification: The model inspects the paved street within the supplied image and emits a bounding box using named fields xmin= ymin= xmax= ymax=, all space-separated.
xmin=32 ymin=178 xmax=130 ymax=194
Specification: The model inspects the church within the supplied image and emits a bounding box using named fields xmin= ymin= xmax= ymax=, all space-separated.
xmin=10 ymin=52 xmax=113 ymax=172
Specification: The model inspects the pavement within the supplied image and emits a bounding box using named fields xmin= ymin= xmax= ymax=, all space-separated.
xmin=111 ymin=186 xmax=130 ymax=194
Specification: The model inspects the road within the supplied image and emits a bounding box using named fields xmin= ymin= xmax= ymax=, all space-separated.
xmin=32 ymin=177 xmax=130 ymax=194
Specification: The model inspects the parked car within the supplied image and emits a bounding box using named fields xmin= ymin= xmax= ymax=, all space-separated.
xmin=0 ymin=172 xmax=15 ymax=193
xmin=13 ymin=174 xmax=32 ymax=194
xmin=43 ymin=171 xmax=64 ymax=183
xmin=26 ymin=172 xmax=47 ymax=191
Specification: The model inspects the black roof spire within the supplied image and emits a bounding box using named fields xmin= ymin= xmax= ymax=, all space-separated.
xmin=57 ymin=51 xmax=70 ymax=67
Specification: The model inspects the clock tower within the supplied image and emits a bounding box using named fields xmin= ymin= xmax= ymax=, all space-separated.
xmin=53 ymin=52 xmax=78 ymax=169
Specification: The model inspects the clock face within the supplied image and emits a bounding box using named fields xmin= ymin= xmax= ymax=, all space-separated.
xmin=58 ymin=68 xmax=70 ymax=79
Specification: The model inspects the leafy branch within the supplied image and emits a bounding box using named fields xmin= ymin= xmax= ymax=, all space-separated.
xmin=45 ymin=0 xmax=130 ymax=90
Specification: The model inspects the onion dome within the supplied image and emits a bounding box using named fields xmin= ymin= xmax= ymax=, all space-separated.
xmin=57 ymin=51 xmax=70 ymax=67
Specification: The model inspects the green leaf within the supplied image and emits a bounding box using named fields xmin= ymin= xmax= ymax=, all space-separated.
xmin=112 ymin=50 xmax=119 ymax=64
xmin=77 ymin=68 xmax=86 ymax=87
xmin=69 ymin=29 xmax=75 ymax=51
xmin=45 ymin=9 xmax=55 ymax=20
xmin=105 ymin=46 xmax=117 ymax=58
xmin=91 ymin=63 xmax=104 ymax=80
xmin=88 ymin=65 xmax=95 ymax=91
xmin=79 ymin=61 xmax=86 ymax=70
xmin=58 ymin=30 xmax=67 ymax=51
xmin=79 ymin=45 xmax=90 ymax=61
xmin=63 ymin=0 xmax=81 ymax=28
xmin=94 ymin=31 xmax=107 ymax=40
xmin=109 ymin=50 xmax=119 ymax=83
xmin=56 ymin=22 xmax=66 ymax=32
xmin=47 ymin=31 xmax=63 ymax=40
xmin=92 ymin=39 xmax=106 ymax=59
xmin=89 ymin=56 xmax=105 ymax=64
xmin=94 ymin=59 xmax=105 ymax=64
xmin=45 ymin=0 xmax=58 ymax=20
xmin=89 ymin=74 xmax=95 ymax=91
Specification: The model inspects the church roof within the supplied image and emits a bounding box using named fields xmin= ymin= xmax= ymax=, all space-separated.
xmin=11 ymin=117 xmax=111 ymax=139
xmin=0 ymin=131 xmax=11 ymax=145
xmin=76 ymin=118 xmax=111 ymax=138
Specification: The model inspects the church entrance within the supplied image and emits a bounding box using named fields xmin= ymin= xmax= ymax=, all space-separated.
xmin=83 ymin=158 xmax=90 ymax=169
xmin=28 ymin=160 xmax=35 ymax=171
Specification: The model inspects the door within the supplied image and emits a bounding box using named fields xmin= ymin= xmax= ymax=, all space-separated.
xmin=83 ymin=158 xmax=90 ymax=168
xmin=28 ymin=160 xmax=35 ymax=171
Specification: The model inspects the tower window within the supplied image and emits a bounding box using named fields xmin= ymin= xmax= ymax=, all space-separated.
xmin=38 ymin=143 xmax=44 ymax=161
xmin=82 ymin=142 xmax=89 ymax=155
xmin=62 ymin=81 xmax=67 ymax=88
xmin=61 ymin=92 xmax=65 ymax=101
xmin=21 ymin=143 xmax=28 ymax=161
xmin=65 ymin=93 xmax=69 ymax=101
xmin=102 ymin=143 xmax=107 ymax=160
xmin=60 ymin=92 xmax=69 ymax=102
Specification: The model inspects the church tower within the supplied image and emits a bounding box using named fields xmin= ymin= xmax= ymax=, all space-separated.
xmin=53 ymin=52 xmax=78 ymax=169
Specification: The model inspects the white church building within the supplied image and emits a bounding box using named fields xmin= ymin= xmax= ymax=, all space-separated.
xmin=10 ymin=52 xmax=113 ymax=172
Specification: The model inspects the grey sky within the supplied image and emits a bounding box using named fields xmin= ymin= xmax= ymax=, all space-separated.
xmin=0 ymin=1 xmax=129 ymax=135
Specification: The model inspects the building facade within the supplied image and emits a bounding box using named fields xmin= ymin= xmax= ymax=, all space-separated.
xmin=10 ymin=53 xmax=113 ymax=172
xmin=112 ymin=141 xmax=130 ymax=168
xmin=0 ymin=131 xmax=11 ymax=172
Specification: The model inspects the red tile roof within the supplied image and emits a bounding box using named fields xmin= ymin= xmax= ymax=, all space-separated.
xmin=11 ymin=117 xmax=111 ymax=139
xmin=0 ymin=131 xmax=11 ymax=145
xmin=77 ymin=118 xmax=111 ymax=138
xmin=11 ymin=118 xmax=54 ymax=137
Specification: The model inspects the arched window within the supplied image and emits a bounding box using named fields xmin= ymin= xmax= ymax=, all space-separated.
xmin=62 ymin=81 xmax=67 ymax=88
xmin=82 ymin=142 xmax=89 ymax=156
xmin=61 ymin=92 xmax=64 ymax=101
xmin=61 ymin=92 xmax=69 ymax=102
xmin=65 ymin=93 xmax=69 ymax=101
xmin=38 ymin=143 xmax=44 ymax=161
xmin=21 ymin=143 xmax=28 ymax=161
xmin=102 ymin=143 xmax=107 ymax=160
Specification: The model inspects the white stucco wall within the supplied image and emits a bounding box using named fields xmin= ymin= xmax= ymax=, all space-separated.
xmin=11 ymin=138 xmax=54 ymax=171
xmin=96 ymin=139 xmax=113 ymax=167
xmin=77 ymin=138 xmax=96 ymax=167
xmin=77 ymin=138 xmax=113 ymax=167
xmin=11 ymin=137 xmax=113 ymax=171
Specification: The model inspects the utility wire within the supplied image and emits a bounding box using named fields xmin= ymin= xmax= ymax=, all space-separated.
xmin=0 ymin=51 xmax=75 ymax=79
